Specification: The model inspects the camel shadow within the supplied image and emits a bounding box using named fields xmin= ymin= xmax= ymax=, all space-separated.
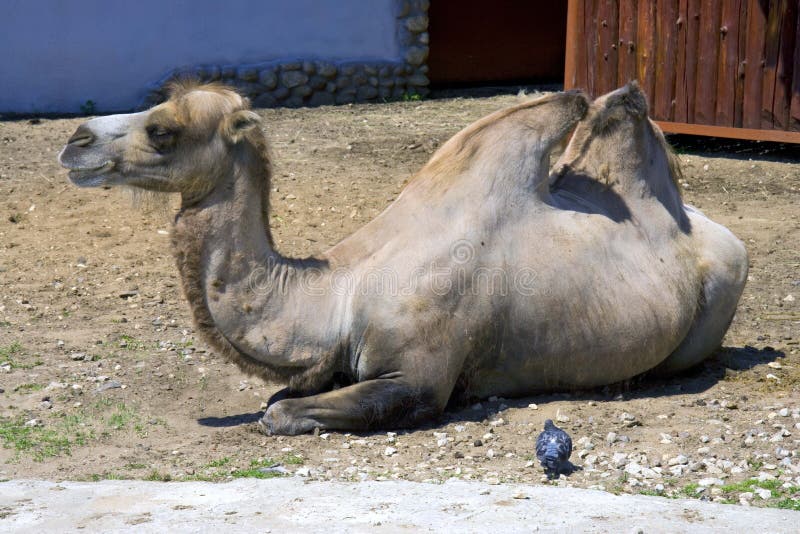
xmin=197 ymin=411 xmax=262 ymax=427
xmin=194 ymin=346 xmax=782 ymax=430
xmin=443 ymin=345 xmax=785 ymax=425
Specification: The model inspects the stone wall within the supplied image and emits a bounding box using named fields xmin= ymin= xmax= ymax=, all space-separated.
xmin=145 ymin=0 xmax=430 ymax=109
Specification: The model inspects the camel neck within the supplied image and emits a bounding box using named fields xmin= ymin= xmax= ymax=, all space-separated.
xmin=171 ymin=156 xmax=341 ymax=390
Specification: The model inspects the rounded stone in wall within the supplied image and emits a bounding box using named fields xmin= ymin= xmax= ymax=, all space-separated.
xmin=364 ymin=65 xmax=378 ymax=76
xmin=405 ymin=15 xmax=428 ymax=33
xmin=208 ymin=66 xmax=221 ymax=81
xmin=237 ymin=66 xmax=259 ymax=82
xmin=353 ymin=72 xmax=368 ymax=85
xmin=407 ymin=74 xmax=430 ymax=87
xmin=292 ymin=85 xmax=313 ymax=98
xmin=309 ymin=75 xmax=327 ymax=90
xmin=309 ymin=92 xmax=336 ymax=106
xmin=303 ymin=61 xmax=316 ymax=75
xmin=357 ymin=86 xmax=379 ymax=100
xmin=259 ymin=69 xmax=278 ymax=89
xmin=368 ymin=77 xmax=379 ymax=87
xmin=281 ymin=61 xmax=302 ymax=71
xmin=341 ymin=64 xmax=357 ymax=76
xmin=379 ymin=77 xmax=395 ymax=87
xmin=336 ymin=76 xmax=352 ymax=90
xmin=253 ymin=93 xmax=278 ymax=108
xmin=317 ymin=62 xmax=337 ymax=78
xmin=378 ymin=87 xmax=392 ymax=99
xmin=419 ymin=32 xmax=429 ymax=45
xmin=405 ymin=46 xmax=428 ymax=66
xmin=221 ymin=66 xmax=236 ymax=79
xmin=325 ymin=82 xmax=337 ymax=93
xmin=336 ymin=91 xmax=357 ymax=105
xmin=281 ymin=71 xmax=309 ymax=89
xmin=391 ymin=86 xmax=407 ymax=99
xmin=273 ymin=86 xmax=290 ymax=100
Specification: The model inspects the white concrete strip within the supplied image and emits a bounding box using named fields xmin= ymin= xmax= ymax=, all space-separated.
xmin=1 ymin=478 xmax=797 ymax=533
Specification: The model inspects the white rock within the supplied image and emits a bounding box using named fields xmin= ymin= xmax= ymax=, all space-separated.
xmin=668 ymin=455 xmax=689 ymax=466
xmin=755 ymin=488 xmax=772 ymax=500
xmin=612 ymin=453 xmax=628 ymax=468
xmin=779 ymin=408 xmax=790 ymax=417
xmin=606 ymin=432 xmax=617 ymax=444
xmin=698 ymin=478 xmax=724 ymax=487
xmin=527 ymin=403 xmax=538 ymax=410
xmin=624 ymin=462 xmax=642 ymax=475
xmin=384 ymin=447 xmax=397 ymax=457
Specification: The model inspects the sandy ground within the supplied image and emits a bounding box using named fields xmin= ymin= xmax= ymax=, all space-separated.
xmin=1 ymin=92 xmax=799 ymax=510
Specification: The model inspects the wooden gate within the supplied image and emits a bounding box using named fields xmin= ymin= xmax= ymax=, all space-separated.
xmin=564 ymin=0 xmax=800 ymax=143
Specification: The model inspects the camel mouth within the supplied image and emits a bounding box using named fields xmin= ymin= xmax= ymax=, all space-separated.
xmin=66 ymin=162 xmax=116 ymax=187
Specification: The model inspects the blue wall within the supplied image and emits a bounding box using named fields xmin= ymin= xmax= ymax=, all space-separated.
xmin=0 ymin=0 xmax=398 ymax=112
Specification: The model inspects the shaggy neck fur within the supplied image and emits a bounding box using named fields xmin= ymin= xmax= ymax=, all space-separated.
xmin=171 ymin=138 xmax=340 ymax=392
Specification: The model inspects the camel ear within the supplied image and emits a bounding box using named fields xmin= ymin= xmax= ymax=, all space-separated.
xmin=222 ymin=110 xmax=261 ymax=143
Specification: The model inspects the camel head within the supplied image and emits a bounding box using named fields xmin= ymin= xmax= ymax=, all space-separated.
xmin=59 ymin=82 xmax=266 ymax=201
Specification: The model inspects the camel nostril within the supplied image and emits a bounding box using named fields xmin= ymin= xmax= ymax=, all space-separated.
xmin=67 ymin=127 xmax=95 ymax=147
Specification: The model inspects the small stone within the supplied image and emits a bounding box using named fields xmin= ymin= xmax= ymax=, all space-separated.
xmin=606 ymin=432 xmax=617 ymax=444
xmin=97 ymin=380 xmax=122 ymax=392
xmin=612 ymin=452 xmax=628 ymax=467
xmin=784 ymin=294 xmax=795 ymax=302
xmin=384 ymin=447 xmax=397 ymax=457
xmin=237 ymin=67 xmax=258 ymax=82
xmin=473 ymin=439 xmax=483 ymax=447
xmin=556 ymin=413 xmax=570 ymax=423
xmin=486 ymin=449 xmax=495 ymax=459
xmin=668 ymin=455 xmax=689 ymax=466
xmin=24 ymin=418 xmax=41 ymax=427
xmin=698 ymin=478 xmax=724 ymax=487
xmin=512 ymin=493 xmax=529 ymax=500
xmin=527 ymin=403 xmax=538 ymax=410
xmin=779 ymin=408 xmax=790 ymax=417
xmin=70 ymin=352 xmax=86 ymax=361
xmin=295 ymin=467 xmax=310 ymax=477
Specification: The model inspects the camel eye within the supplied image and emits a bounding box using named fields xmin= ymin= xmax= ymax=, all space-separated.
xmin=146 ymin=124 xmax=177 ymax=151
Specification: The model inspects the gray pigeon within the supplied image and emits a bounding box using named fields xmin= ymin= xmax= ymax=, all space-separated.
xmin=535 ymin=419 xmax=572 ymax=478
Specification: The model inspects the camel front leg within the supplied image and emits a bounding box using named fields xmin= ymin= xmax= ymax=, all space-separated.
xmin=259 ymin=377 xmax=441 ymax=435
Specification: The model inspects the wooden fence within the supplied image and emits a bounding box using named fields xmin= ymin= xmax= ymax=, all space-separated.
xmin=564 ymin=0 xmax=800 ymax=143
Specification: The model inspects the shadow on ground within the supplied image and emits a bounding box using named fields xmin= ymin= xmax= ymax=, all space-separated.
xmin=194 ymin=346 xmax=783 ymax=432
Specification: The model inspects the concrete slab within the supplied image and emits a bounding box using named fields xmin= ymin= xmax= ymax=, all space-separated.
xmin=0 ymin=478 xmax=797 ymax=533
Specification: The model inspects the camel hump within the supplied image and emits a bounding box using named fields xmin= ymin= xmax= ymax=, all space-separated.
xmin=416 ymin=91 xmax=589 ymax=191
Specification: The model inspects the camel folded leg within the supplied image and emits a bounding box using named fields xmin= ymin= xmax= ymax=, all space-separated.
xmin=259 ymin=377 xmax=441 ymax=435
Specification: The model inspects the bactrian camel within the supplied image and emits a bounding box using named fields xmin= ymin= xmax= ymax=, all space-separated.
xmin=59 ymin=81 xmax=747 ymax=435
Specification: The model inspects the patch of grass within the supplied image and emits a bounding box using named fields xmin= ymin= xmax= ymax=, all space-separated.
xmin=117 ymin=334 xmax=150 ymax=351
xmin=773 ymin=498 xmax=800 ymax=511
xmin=402 ymin=92 xmax=423 ymax=102
xmin=125 ymin=463 xmax=147 ymax=470
xmin=229 ymin=458 xmax=284 ymax=479
xmin=0 ymin=414 xmax=92 ymax=461
xmin=13 ymin=383 xmax=43 ymax=393
xmin=0 ymin=342 xmax=43 ymax=370
xmin=144 ymin=470 xmax=172 ymax=482
xmin=205 ymin=457 xmax=232 ymax=468
xmin=281 ymin=453 xmax=304 ymax=465
xmin=677 ymin=482 xmax=700 ymax=498
xmin=106 ymin=402 xmax=137 ymax=430
xmin=638 ymin=489 xmax=665 ymax=497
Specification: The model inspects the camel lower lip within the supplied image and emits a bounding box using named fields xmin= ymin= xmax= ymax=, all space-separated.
xmin=67 ymin=162 xmax=115 ymax=186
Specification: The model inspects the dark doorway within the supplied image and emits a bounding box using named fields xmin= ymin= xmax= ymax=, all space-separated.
xmin=428 ymin=1 xmax=568 ymax=86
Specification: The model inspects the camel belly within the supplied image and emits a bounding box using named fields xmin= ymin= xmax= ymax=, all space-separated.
xmin=467 ymin=230 xmax=702 ymax=396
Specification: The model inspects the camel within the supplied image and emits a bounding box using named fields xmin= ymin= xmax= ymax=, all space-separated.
xmin=59 ymin=81 xmax=747 ymax=435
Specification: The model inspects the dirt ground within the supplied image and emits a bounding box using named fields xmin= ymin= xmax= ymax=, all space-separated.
xmin=1 ymin=92 xmax=799 ymax=507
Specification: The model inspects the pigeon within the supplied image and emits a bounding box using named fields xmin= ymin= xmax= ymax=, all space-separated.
xmin=535 ymin=419 xmax=572 ymax=478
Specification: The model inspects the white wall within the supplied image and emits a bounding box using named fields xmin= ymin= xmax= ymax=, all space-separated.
xmin=0 ymin=0 xmax=399 ymax=113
